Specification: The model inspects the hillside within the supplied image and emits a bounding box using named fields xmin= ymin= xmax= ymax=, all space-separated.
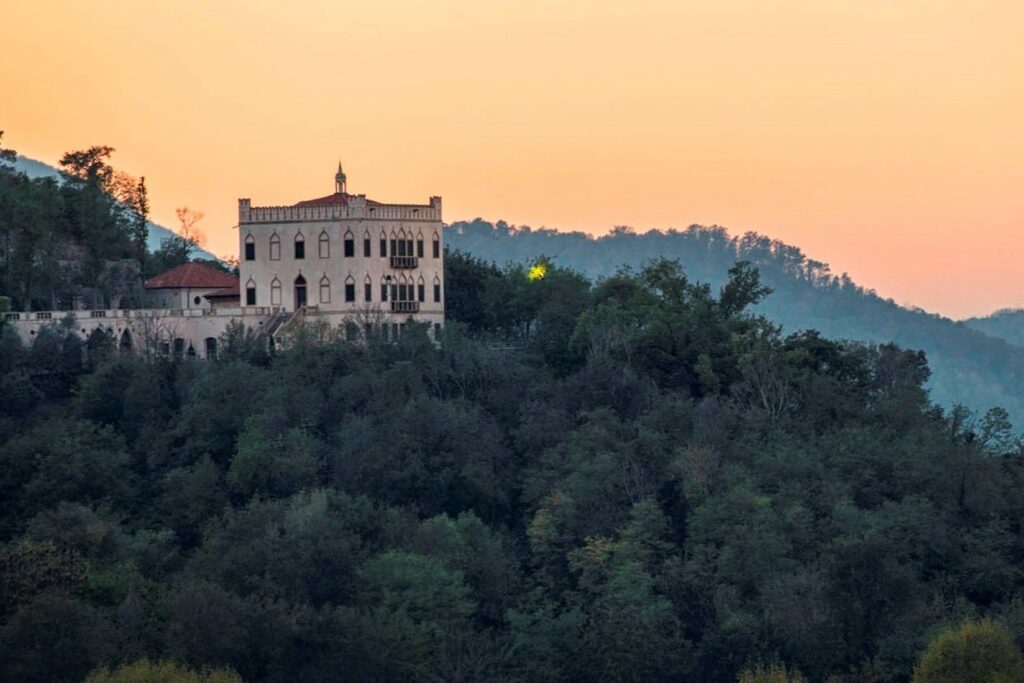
xmin=12 ymin=155 xmax=219 ymax=261
xmin=446 ymin=219 xmax=1024 ymax=427
xmin=3 ymin=258 xmax=1024 ymax=682
xmin=963 ymin=308 xmax=1024 ymax=349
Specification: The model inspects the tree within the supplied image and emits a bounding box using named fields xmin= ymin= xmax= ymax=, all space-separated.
xmin=912 ymin=619 xmax=1024 ymax=683
xmin=738 ymin=663 xmax=807 ymax=683
xmin=84 ymin=659 xmax=243 ymax=683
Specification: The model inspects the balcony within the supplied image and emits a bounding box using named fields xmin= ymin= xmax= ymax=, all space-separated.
xmin=390 ymin=300 xmax=419 ymax=314
xmin=390 ymin=255 xmax=418 ymax=269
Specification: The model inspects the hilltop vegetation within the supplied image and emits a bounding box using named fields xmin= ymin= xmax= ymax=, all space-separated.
xmin=963 ymin=308 xmax=1024 ymax=349
xmin=446 ymin=219 xmax=1024 ymax=427
xmin=3 ymin=253 xmax=1024 ymax=682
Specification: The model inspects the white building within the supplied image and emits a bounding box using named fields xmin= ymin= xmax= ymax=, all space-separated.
xmin=238 ymin=164 xmax=445 ymax=340
xmin=2 ymin=166 xmax=445 ymax=357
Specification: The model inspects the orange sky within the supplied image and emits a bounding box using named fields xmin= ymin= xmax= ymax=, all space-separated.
xmin=2 ymin=0 xmax=1022 ymax=318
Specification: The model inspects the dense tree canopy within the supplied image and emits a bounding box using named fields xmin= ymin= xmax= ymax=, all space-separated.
xmin=3 ymin=249 xmax=1024 ymax=682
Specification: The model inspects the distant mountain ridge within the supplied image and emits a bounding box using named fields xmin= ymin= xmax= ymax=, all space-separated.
xmin=963 ymin=309 xmax=1024 ymax=349
xmin=12 ymin=155 xmax=219 ymax=261
xmin=446 ymin=218 xmax=1024 ymax=427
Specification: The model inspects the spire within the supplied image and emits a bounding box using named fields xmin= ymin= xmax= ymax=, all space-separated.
xmin=335 ymin=161 xmax=347 ymax=194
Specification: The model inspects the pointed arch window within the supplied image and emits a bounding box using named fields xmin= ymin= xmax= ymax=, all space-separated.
xmin=433 ymin=275 xmax=441 ymax=303
xmin=390 ymin=230 xmax=398 ymax=257
xmin=294 ymin=275 xmax=307 ymax=308
xmin=319 ymin=275 xmax=331 ymax=304
xmin=416 ymin=231 xmax=424 ymax=258
xmin=380 ymin=230 xmax=388 ymax=257
xmin=269 ymin=233 xmax=281 ymax=261
xmin=344 ymin=275 xmax=356 ymax=302
xmin=246 ymin=278 xmax=257 ymax=306
xmin=270 ymin=277 xmax=282 ymax=306
xmin=244 ymin=234 xmax=256 ymax=261
xmin=344 ymin=230 xmax=355 ymax=257
xmin=417 ymin=275 xmax=425 ymax=303
xmin=364 ymin=275 xmax=373 ymax=302
xmin=381 ymin=275 xmax=390 ymax=302
xmin=363 ymin=230 xmax=371 ymax=257
xmin=319 ymin=231 xmax=330 ymax=258
xmin=294 ymin=232 xmax=305 ymax=260
xmin=432 ymin=232 xmax=440 ymax=258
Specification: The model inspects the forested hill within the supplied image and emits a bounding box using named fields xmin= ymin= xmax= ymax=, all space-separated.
xmin=963 ymin=309 xmax=1024 ymax=349
xmin=12 ymin=155 xmax=218 ymax=261
xmin=446 ymin=218 xmax=1024 ymax=425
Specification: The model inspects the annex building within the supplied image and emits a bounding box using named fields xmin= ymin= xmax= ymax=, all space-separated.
xmin=3 ymin=166 xmax=445 ymax=358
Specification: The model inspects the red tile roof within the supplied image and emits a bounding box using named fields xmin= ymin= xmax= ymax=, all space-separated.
xmin=294 ymin=192 xmax=350 ymax=207
xmin=293 ymin=192 xmax=385 ymax=208
xmin=144 ymin=263 xmax=239 ymax=290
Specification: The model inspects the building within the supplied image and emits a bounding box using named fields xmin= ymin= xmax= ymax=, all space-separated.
xmin=2 ymin=166 xmax=445 ymax=356
xmin=238 ymin=164 xmax=444 ymax=340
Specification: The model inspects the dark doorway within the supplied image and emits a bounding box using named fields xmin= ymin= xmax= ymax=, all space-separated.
xmin=295 ymin=275 xmax=307 ymax=308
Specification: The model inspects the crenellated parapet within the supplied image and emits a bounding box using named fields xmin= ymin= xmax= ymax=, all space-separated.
xmin=239 ymin=195 xmax=442 ymax=224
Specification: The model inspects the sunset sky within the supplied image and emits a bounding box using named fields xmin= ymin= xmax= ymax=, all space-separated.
xmin=2 ymin=0 xmax=1022 ymax=318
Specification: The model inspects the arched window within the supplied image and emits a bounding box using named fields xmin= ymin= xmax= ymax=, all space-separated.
xmin=364 ymin=274 xmax=372 ymax=302
xmin=269 ymin=233 xmax=281 ymax=261
xmin=390 ymin=230 xmax=398 ymax=257
xmin=244 ymin=234 xmax=255 ymax=261
xmin=319 ymin=231 xmax=330 ymax=259
xmin=343 ymin=230 xmax=355 ymax=257
xmin=270 ymin=277 xmax=282 ymax=306
xmin=363 ymin=230 xmax=371 ymax=257
xmin=416 ymin=231 xmax=424 ymax=258
xmin=381 ymin=275 xmax=390 ymax=301
xmin=432 ymin=231 xmax=440 ymax=259
xmin=380 ymin=230 xmax=388 ymax=257
xmin=294 ymin=232 xmax=305 ymax=260
xmin=344 ymin=275 xmax=355 ymax=302
xmin=205 ymin=337 xmax=218 ymax=360
xmin=245 ymin=278 xmax=257 ymax=306
xmin=294 ymin=275 xmax=307 ymax=308
xmin=319 ymin=275 xmax=331 ymax=304
xmin=433 ymin=275 xmax=441 ymax=303
xmin=417 ymin=275 xmax=425 ymax=303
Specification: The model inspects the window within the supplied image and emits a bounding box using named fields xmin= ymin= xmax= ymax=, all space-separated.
xmin=270 ymin=233 xmax=281 ymax=261
xmin=433 ymin=278 xmax=441 ymax=303
xmin=380 ymin=233 xmax=387 ymax=257
xmin=390 ymin=232 xmax=397 ymax=256
xmin=364 ymin=282 xmax=372 ymax=302
xmin=416 ymin=235 xmax=424 ymax=258
xmin=244 ymin=234 xmax=255 ymax=261
xmin=193 ymin=296 xmax=202 ymax=306
xmin=344 ymin=231 xmax=355 ymax=257
xmin=433 ymin=323 xmax=442 ymax=338
xmin=417 ymin=281 xmax=425 ymax=302
xmin=432 ymin=233 xmax=440 ymax=258
xmin=295 ymin=234 xmax=305 ymax=259
xmin=381 ymin=283 xmax=388 ymax=301
xmin=398 ymin=283 xmax=407 ymax=301
xmin=294 ymin=275 xmax=307 ymax=308
xmin=271 ymin=277 xmax=282 ymax=305
xmin=363 ymin=237 xmax=371 ymax=257
xmin=246 ymin=284 xmax=256 ymax=305
xmin=345 ymin=278 xmax=355 ymax=302
xmin=319 ymin=231 xmax=330 ymax=258
xmin=319 ymin=276 xmax=331 ymax=304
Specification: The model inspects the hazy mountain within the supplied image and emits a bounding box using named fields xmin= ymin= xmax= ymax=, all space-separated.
xmin=12 ymin=155 xmax=219 ymax=261
xmin=963 ymin=309 xmax=1024 ymax=349
xmin=446 ymin=218 xmax=1024 ymax=426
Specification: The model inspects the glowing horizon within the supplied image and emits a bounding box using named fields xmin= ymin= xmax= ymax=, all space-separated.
xmin=2 ymin=0 xmax=1022 ymax=318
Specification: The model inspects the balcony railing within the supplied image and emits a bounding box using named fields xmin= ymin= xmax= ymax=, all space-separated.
xmin=390 ymin=300 xmax=420 ymax=314
xmin=390 ymin=255 xmax=418 ymax=269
